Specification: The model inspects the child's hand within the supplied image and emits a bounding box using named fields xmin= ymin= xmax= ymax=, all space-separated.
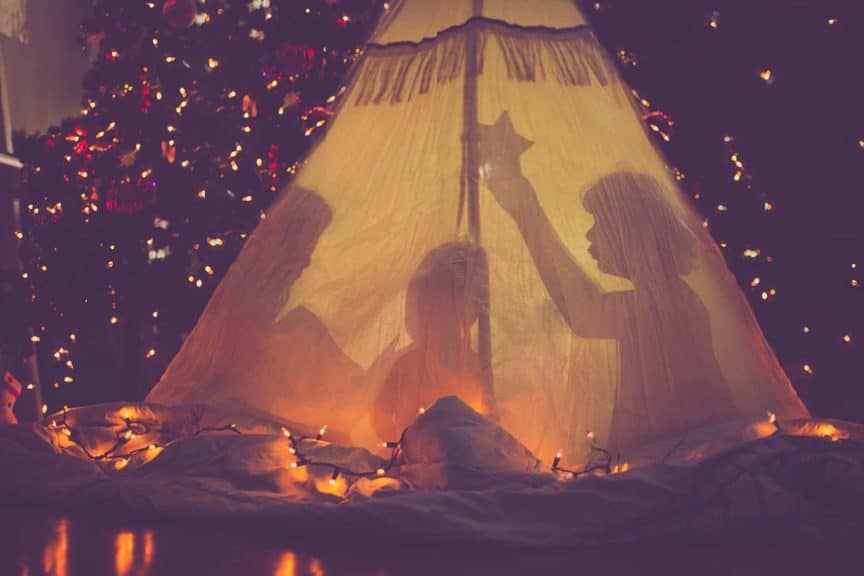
xmin=477 ymin=112 xmax=536 ymax=216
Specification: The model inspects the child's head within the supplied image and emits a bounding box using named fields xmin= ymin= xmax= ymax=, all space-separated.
xmin=583 ymin=172 xmax=696 ymax=282
xmin=405 ymin=242 xmax=488 ymax=344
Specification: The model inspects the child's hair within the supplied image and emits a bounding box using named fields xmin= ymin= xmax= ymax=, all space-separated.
xmin=583 ymin=172 xmax=697 ymax=279
xmin=405 ymin=242 xmax=489 ymax=339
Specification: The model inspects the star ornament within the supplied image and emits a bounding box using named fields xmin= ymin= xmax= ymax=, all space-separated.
xmin=477 ymin=112 xmax=533 ymax=179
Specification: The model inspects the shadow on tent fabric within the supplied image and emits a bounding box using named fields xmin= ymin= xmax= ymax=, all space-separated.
xmin=150 ymin=187 xmax=382 ymax=440
xmin=157 ymin=187 xmax=494 ymax=443
xmin=485 ymin=167 xmax=738 ymax=453
xmin=254 ymin=198 xmax=498 ymax=442
xmin=372 ymin=242 xmax=489 ymax=441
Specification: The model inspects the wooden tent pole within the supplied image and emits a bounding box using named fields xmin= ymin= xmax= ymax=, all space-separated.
xmin=462 ymin=0 xmax=497 ymax=415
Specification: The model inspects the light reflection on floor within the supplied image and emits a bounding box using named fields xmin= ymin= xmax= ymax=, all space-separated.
xmin=2 ymin=506 xmax=862 ymax=576
xmin=2 ymin=510 xmax=368 ymax=576
xmin=40 ymin=517 xmax=67 ymax=576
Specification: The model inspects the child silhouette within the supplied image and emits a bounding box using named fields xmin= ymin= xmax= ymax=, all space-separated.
xmin=480 ymin=121 xmax=737 ymax=450
xmin=372 ymin=242 xmax=488 ymax=441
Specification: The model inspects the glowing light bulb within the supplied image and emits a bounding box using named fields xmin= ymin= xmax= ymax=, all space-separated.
xmin=707 ymin=12 xmax=720 ymax=29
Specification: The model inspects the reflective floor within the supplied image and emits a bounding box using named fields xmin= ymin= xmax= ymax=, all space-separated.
xmin=2 ymin=506 xmax=863 ymax=576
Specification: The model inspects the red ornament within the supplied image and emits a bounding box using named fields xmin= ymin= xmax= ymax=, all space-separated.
xmin=106 ymin=179 xmax=155 ymax=215
xmin=275 ymin=43 xmax=317 ymax=76
xmin=162 ymin=0 xmax=197 ymax=30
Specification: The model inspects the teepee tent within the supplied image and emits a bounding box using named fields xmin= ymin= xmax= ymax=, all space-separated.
xmin=148 ymin=0 xmax=807 ymax=460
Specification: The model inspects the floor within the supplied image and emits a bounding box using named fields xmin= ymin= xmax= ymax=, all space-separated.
xmin=2 ymin=506 xmax=863 ymax=575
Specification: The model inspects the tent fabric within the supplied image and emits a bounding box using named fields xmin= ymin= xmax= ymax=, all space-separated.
xmin=148 ymin=0 xmax=807 ymax=461
xmin=371 ymin=0 xmax=587 ymax=45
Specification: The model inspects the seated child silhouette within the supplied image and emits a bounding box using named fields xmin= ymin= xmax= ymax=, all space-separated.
xmin=372 ymin=242 xmax=488 ymax=441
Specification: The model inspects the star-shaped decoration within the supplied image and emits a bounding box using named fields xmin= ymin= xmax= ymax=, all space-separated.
xmin=477 ymin=111 xmax=533 ymax=175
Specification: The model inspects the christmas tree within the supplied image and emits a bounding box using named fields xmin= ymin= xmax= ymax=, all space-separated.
xmin=14 ymin=0 xmax=382 ymax=412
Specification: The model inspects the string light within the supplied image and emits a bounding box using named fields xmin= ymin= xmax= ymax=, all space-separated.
xmin=549 ymin=430 xmax=611 ymax=480
xmin=707 ymin=11 xmax=720 ymax=30
xmin=767 ymin=411 xmax=781 ymax=434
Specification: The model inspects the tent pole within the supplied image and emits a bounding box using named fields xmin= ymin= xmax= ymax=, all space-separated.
xmin=462 ymin=0 xmax=497 ymax=416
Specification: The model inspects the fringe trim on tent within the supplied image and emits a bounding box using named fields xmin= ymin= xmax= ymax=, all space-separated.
xmin=353 ymin=21 xmax=618 ymax=107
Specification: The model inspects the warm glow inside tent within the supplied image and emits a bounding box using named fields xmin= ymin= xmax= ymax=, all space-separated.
xmin=147 ymin=0 xmax=807 ymax=461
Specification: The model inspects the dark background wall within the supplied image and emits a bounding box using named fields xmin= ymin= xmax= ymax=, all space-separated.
xmin=1 ymin=0 xmax=92 ymax=136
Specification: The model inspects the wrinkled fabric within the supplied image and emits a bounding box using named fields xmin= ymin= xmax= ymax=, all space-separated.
xmin=2 ymin=404 xmax=862 ymax=547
